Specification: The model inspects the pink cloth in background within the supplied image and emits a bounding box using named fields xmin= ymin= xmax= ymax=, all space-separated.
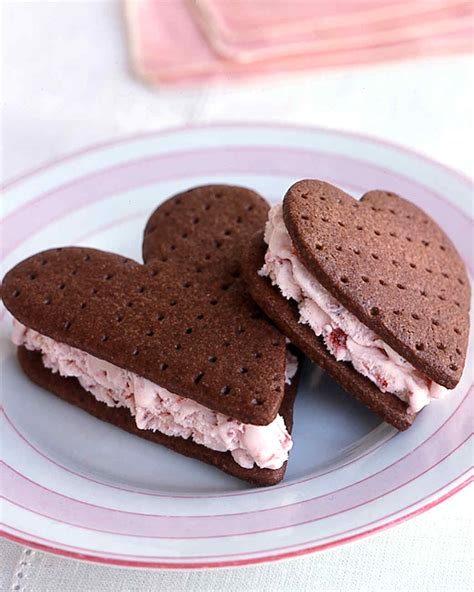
xmin=191 ymin=0 xmax=473 ymax=62
xmin=124 ymin=0 xmax=474 ymax=85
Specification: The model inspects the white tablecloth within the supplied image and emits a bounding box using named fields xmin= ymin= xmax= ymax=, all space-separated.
xmin=1 ymin=2 xmax=473 ymax=590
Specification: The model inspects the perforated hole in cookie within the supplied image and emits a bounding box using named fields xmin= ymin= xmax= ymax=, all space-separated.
xmin=182 ymin=281 xmax=192 ymax=288
xmin=43 ymin=297 xmax=51 ymax=305
xmin=210 ymin=299 xmax=218 ymax=306
xmin=409 ymin=263 xmax=416 ymax=269
xmin=104 ymin=274 xmax=113 ymax=281
xmin=224 ymin=229 xmax=232 ymax=236
xmin=196 ymin=313 xmax=204 ymax=320
xmin=356 ymin=225 xmax=363 ymax=231
xmin=340 ymin=276 xmax=349 ymax=284
xmin=449 ymin=363 xmax=458 ymax=371
xmin=432 ymin=318 xmax=439 ymax=326
xmin=28 ymin=272 xmax=37 ymax=280
xmin=254 ymin=352 xmax=262 ymax=358
xmin=393 ymin=309 xmax=401 ymax=316
xmin=396 ymin=283 xmax=406 ymax=290
xmin=157 ymin=313 xmax=165 ymax=321
xmin=208 ymin=356 xmax=217 ymax=363
xmin=41 ymin=259 xmax=48 ymax=266
xmin=458 ymin=277 xmax=465 ymax=286
xmin=335 ymin=245 xmax=342 ymax=251
xmin=194 ymin=371 xmax=204 ymax=384
xmin=440 ymin=245 xmax=447 ymax=252
xmin=116 ymin=314 xmax=123 ymax=323
xmin=416 ymin=342 xmax=424 ymax=351
xmin=146 ymin=329 xmax=154 ymax=337
xmin=220 ymin=386 xmax=231 ymax=396
xmin=422 ymin=240 xmax=429 ymax=247
xmin=374 ymin=230 xmax=381 ymax=236
xmin=239 ymin=367 xmax=248 ymax=374
xmin=160 ymin=362 xmax=168 ymax=371
xmin=353 ymin=248 xmax=360 ymax=255
xmin=64 ymin=320 xmax=72 ymax=330
xmin=456 ymin=347 xmax=462 ymax=356
xmin=379 ymin=279 xmax=388 ymax=286
xmin=132 ymin=347 xmax=139 ymax=356
xmin=370 ymin=307 xmax=379 ymax=316
xmin=220 ymin=283 xmax=230 ymax=291
xmin=442 ymin=272 xmax=450 ymax=279
xmin=301 ymin=215 xmax=309 ymax=221
xmin=236 ymin=216 xmax=243 ymax=224
xmin=412 ymin=313 xmax=420 ymax=320
xmin=170 ymin=299 xmax=177 ymax=306
xmin=251 ymin=398 xmax=264 ymax=406
xmin=80 ymin=302 xmax=87 ymax=310
xmin=12 ymin=289 xmax=20 ymax=298
xmin=150 ymin=269 xmax=158 ymax=277
xmin=170 ymin=245 xmax=176 ymax=251
xmin=101 ymin=334 xmax=108 ymax=342
xmin=438 ymin=294 xmax=446 ymax=301
xmin=185 ymin=327 xmax=193 ymax=334
xmin=214 ymin=240 xmax=222 ymax=249
xmin=371 ymin=253 xmax=379 ymax=260
xmin=406 ymin=236 xmax=412 ymax=242
xmin=437 ymin=342 xmax=446 ymax=351
xmin=361 ymin=276 xmax=369 ymax=283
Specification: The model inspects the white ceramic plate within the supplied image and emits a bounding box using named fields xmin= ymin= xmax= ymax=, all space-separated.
xmin=1 ymin=124 xmax=472 ymax=569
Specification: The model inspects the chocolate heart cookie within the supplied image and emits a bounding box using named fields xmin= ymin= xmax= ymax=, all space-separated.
xmin=244 ymin=179 xmax=470 ymax=430
xmin=2 ymin=186 xmax=299 ymax=485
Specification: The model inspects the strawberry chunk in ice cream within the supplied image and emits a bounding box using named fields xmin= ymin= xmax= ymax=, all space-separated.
xmin=259 ymin=204 xmax=445 ymax=414
xmin=12 ymin=320 xmax=296 ymax=470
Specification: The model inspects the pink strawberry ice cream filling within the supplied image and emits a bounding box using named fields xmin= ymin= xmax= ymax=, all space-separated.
xmin=12 ymin=319 xmax=297 ymax=470
xmin=259 ymin=204 xmax=446 ymax=414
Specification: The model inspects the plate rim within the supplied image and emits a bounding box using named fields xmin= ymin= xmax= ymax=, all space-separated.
xmin=1 ymin=122 xmax=472 ymax=569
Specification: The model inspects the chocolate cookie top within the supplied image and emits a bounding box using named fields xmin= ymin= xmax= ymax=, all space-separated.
xmin=283 ymin=180 xmax=470 ymax=388
xmin=3 ymin=187 xmax=287 ymax=425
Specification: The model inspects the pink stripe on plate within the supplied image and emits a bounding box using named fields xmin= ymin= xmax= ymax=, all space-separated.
xmin=1 ymin=146 xmax=472 ymax=274
xmin=2 ymin=386 xmax=471 ymax=538
xmin=2 ymin=470 xmax=471 ymax=563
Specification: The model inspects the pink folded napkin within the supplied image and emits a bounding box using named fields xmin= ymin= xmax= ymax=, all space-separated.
xmin=124 ymin=0 xmax=474 ymax=85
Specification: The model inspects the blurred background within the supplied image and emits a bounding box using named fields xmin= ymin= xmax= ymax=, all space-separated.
xmin=1 ymin=0 xmax=473 ymax=184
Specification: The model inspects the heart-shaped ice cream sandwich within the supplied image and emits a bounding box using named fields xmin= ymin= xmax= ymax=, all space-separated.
xmin=2 ymin=186 xmax=299 ymax=486
xmin=244 ymin=180 xmax=470 ymax=430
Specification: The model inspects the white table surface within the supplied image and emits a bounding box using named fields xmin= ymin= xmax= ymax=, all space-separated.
xmin=1 ymin=2 xmax=473 ymax=591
